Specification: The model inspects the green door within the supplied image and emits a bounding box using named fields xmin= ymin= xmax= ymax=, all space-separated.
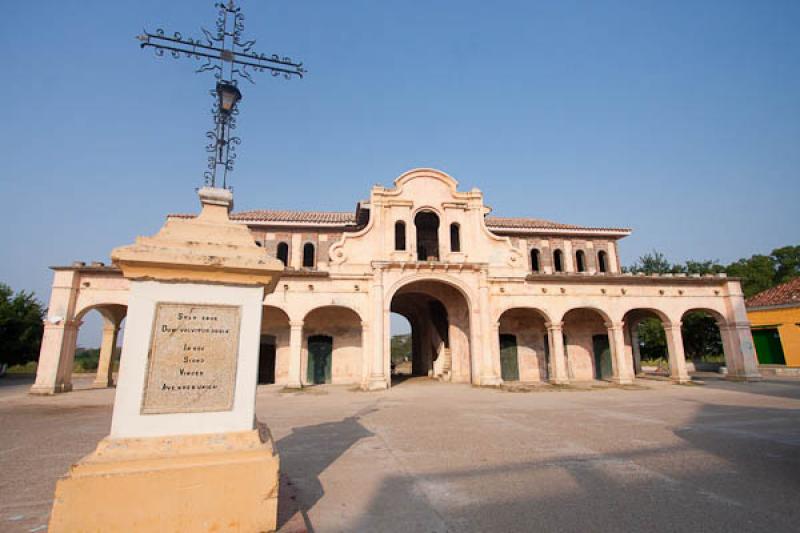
xmin=592 ymin=335 xmax=612 ymax=380
xmin=499 ymin=334 xmax=520 ymax=381
xmin=752 ymin=329 xmax=786 ymax=365
xmin=307 ymin=335 xmax=333 ymax=384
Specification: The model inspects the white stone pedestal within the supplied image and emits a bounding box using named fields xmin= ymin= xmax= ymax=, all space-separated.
xmin=48 ymin=188 xmax=285 ymax=533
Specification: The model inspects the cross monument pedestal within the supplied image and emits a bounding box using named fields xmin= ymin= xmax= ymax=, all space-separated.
xmin=48 ymin=187 xmax=285 ymax=532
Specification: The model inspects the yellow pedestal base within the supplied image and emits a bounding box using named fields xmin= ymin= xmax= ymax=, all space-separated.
xmin=49 ymin=425 xmax=280 ymax=533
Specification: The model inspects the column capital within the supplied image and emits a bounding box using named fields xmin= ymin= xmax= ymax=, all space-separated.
xmin=289 ymin=320 xmax=304 ymax=329
xmin=663 ymin=322 xmax=683 ymax=331
xmin=604 ymin=321 xmax=625 ymax=330
xmin=545 ymin=321 xmax=564 ymax=331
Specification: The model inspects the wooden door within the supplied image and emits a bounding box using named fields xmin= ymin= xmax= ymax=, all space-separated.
xmin=753 ymin=328 xmax=786 ymax=365
xmin=500 ymin=334 xmax=520 ymax=381
xmin=307 ymin=335 xmax=333 ymax=384
xmin=593 ymin=335 xmax=612 ymax=380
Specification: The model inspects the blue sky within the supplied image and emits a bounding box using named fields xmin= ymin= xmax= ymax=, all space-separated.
xmin=1 ymin=0 xmax=798 ymax=345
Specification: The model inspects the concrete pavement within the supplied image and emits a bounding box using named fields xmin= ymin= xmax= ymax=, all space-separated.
xmin=2 ymin=374 xmax=799 ymax=532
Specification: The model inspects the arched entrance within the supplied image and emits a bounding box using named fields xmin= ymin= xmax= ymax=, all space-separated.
xmin=681 ymin=308 xmax=727 ymax=374
xmin=75 ymin=304 xmax=127 ymax=389
xmin=302 ymin=306 xmax=363 ymax=385
xmin=622 ymin=308 xmax=672 ymax=377
xmin=389 ymin=279 xmax=471 ymax=383
xmin=31 ymin=303 xmax=127 ymax=394
xmin=562 ymin=307 xmax=613 ymax=381
xmin=497 ymin=308 xmax=551 ymax=382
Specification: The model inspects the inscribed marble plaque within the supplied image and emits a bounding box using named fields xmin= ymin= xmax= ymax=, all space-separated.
xmin=142 ymin=303 xmax=241 ymax=414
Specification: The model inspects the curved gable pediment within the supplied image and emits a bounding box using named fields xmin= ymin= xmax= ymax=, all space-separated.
xmin=328 ymin=168 xmax=520 ymax=271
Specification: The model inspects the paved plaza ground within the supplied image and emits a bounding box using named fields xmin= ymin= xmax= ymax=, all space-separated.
xmin=1 ymin=373 xmax=799 ymax=532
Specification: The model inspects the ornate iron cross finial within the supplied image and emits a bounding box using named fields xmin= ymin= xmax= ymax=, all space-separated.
xmin=137 ymin=1 xmax=305 ymax=189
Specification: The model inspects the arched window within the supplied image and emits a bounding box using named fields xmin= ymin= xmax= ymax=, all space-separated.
xmin=302 ymin=243 xmax=315 ymax=268
xmin=576 ymin=250 xmax=586 ymax=273
xmin=415 ymin=211 xmax=440 ymax=261
xmin=553 ymin=249 xmax=564 ymax=272
xmin=276 ymin=242 xmax=289 ymax=266
xmin=450 ymin=223 xmax=461 ymax=252
xmin=597 ymin=250 xmax=608 ymax=273
xmin=530 ymin=249 xmax=541 ymax=272
xmin=394 ymin=221 xmax=406 ymax=251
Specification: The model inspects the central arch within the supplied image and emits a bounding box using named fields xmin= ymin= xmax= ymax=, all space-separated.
xmin=389 ymin=278 xmax=473 ymax=383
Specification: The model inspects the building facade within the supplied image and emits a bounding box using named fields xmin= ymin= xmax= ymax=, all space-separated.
xmin=31 ymin=169 xmax=761 ymax=394
xmin=746 ymin=277 xmax=800 ymax=369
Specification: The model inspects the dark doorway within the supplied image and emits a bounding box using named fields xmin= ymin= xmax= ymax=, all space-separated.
xmin=307 ymin=335 xmax=332 ymax=384
xmin=592 ymin=334 xmax=612 ymax=380
xmin=258 ymin=335 xmax=276 ymax=384
xmin=415 ymin=211 xmax=440 ymax=261
xmin=753 ymin=328 xmax=786 ymax=365
xmin=500 ymin=333 xmax=520 ymax=381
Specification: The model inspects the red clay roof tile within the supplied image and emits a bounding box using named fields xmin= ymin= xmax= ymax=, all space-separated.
xmin=746 ymin=277 xmax=800 ymax=308
xmin=168 ymin=210 xmax=629 ymax=233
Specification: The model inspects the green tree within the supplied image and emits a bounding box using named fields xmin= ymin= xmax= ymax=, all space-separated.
xmin=772 ymin=245 xmax=800 ymax=284
xmin=625 ymin=250 xmax=672 ymax=274
xmin=0 ymin=283 xmax=45 ymax=370
xmin=726 ymin=255 xmax=777 ymax=298
xmin=681 ymin=312 xmax=723 ymax=359
xmin=683 ymin=260 xmax=725 ymax=275
xmin=391 ymin=334 xmax=411 ymax=364
xmin=636 ymin=318 xmax=667 ymax=361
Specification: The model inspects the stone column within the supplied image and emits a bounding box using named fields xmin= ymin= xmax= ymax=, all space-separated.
xmin=30 ymin=320 xmax=80 ymax=395
xmin=360 ymin=321 xmax=371 ymax=385
xmin=720 ymin=321 xmax=762 ymax=381
xmin=630 ymin=322 xmax=643 ymax=375
xmin=546 ymin=322 xmax=569 ymax=385
xmin=366 ymin=266 xmax=388 ymax=390
xmin=478 ymin=270 xmax=501 ymax=386
xmin=92 ymin=324 xmax=120 ymax=388
xmin=607 ymin=322 xmax=634 ymax=385
xmin=286 ymin=321 xmax=303 ymax=388
xmin=663 ymin=323 xmax=690 ymax=384
xmin=491 ymin=321 xmax=501 ymax=381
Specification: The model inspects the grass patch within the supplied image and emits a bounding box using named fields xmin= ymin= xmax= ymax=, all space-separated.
xmin=4 ymin=361 xmax=37 ymax=374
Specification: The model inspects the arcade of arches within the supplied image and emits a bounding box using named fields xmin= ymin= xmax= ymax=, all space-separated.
xmin=30 ymin=169 xmax=762 ymax=394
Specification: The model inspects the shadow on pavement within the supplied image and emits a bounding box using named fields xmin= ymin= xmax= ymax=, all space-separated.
xmin=275 ymin=409 xmax=376 ymax=530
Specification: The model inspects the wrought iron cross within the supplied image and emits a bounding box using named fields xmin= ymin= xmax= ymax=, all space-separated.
xmin=137 ymin=0 xmax=305 ymax=189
